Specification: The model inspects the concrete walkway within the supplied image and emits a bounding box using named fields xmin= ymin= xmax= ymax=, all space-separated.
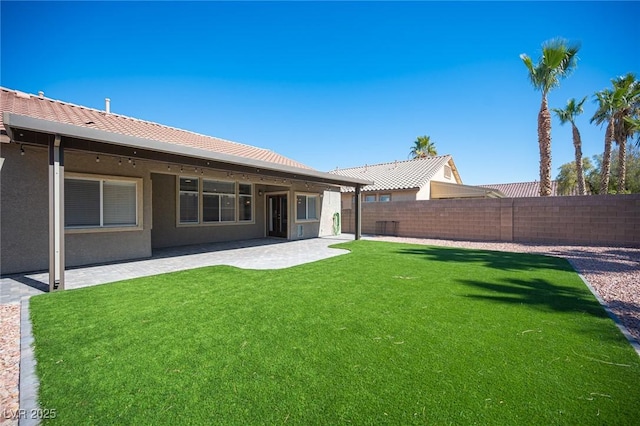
xmin=0 ymin=236 xmax=353 ymax=304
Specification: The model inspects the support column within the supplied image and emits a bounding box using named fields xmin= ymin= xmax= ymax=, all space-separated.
xmin=49 ymin=135 xmax=65 ymax=291
xmin=355 ymin=185 xmax=362 ymax=240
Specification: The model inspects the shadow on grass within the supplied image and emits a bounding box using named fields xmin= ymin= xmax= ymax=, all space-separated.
xmin=456 ymin=276 xmax=608 ymax=318
xmin=398 ymin=246 xmax=573 ymax=273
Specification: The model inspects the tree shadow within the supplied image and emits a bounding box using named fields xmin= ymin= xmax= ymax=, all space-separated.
xmin=398 ymin=246 xmax=573 ymax=273
xmin=456 ymin=276 xmax=608 ymax=319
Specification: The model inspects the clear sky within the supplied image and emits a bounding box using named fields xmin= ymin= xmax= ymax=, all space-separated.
xmin=1 ymin=1 xmax=638 ymax=184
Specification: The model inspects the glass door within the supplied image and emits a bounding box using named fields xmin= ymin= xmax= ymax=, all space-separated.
xmin=267 ymin=194 xmax=288 ymax=238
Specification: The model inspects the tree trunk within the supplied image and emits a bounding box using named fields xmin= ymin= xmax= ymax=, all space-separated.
xmin=617 ymin=137 xmax=627 ymax=193
xmin=600 ymin=118 xmax=614 ymax=194
xmin=538 ymin=96 xmax=552 ymax=196
xmin=572 ymin=123 xmax=586 ymax=195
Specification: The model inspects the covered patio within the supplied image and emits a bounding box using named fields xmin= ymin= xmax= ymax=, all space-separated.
xmin=1 ymin=88 xmax=372 ymax=292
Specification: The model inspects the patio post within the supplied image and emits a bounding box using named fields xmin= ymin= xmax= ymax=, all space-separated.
xmin=355 ymin=184 xmax=362 ymax=240
xmin=48 ymin=135 xmax=65 ymax=291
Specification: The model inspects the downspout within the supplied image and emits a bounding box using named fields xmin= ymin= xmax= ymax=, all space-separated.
xmin=49 ymin=134 xmax=65 ymax=290
xmin=355 ymin=184 xmax=362 ymax=240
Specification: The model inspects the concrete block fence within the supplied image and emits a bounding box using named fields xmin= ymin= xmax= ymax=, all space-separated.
xmin=341 ymin=194 xmax=640 ymax=247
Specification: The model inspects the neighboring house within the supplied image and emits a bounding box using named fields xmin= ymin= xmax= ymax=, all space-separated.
xmin=330 ymin=156 xmax=503 ymax=208
xmin=0 ymin=87 xmax=371 ymax=285
xmin=477 ymin=180 xmax=583 ymax=197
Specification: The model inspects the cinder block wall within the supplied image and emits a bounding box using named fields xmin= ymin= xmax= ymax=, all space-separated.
xmin=341 ymin=194 xmax=640 ymax=247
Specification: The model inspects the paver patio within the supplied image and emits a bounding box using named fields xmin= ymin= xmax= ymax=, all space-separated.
xmin=0 ymin=236 xmax=352 ymax=304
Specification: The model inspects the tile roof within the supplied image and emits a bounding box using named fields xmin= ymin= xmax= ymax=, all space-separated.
xmin=330 ymin=156 xmax=455 ymax=192
xmin=478 ymin=181 xmax=567 ymax=197
xmin=0 ymin=87 xmax=311 ymax=169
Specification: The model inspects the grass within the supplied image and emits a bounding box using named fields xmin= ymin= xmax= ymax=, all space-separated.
xmin=29 ymin=240 xmax=640 ymax=425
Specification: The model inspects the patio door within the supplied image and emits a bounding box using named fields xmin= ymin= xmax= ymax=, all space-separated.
xmin=268 ymin=194 xmax=288 ymax=238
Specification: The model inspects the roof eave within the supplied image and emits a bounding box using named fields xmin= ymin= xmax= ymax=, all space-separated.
xmin=3 ymin=112 xmax=373 ymax=188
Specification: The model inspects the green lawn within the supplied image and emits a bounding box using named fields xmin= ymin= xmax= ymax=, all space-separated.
xmin=30 ymin=240 xmax=640 ymax=425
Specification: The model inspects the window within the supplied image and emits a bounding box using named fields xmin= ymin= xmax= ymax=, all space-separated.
xmin=65 ymin=176 xmax=139 ymax=229
xmin=179 ymin=177 xmax=199 ymax=223
xmin=379 ymin=194 xmax=391 ymax=202
xmin=444 ymin=165 xmax=452 ymax=180
xmin=177 ymin=177 xmax=253 ymax=225
xmin=296 ymin=194 xmax=318 ymax=221
xmin=364 ymin=194 xmax=376 ymax=203
xmin=203 ymin=180 xmax=235 ymax=223
xmin=239 ymin=183 xmax=253 ymax=222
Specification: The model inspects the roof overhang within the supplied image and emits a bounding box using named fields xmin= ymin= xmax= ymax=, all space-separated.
xmin=430 ymin=180 xmax=505 ymax=199
xmin=3 ymin=113 xmax=373 ymax=188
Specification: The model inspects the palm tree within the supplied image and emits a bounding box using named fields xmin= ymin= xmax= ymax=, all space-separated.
xmin=611 ymin=73 xmax=640 ymax=192
xmin=592 ymin=74 xmax=640 ymax=193
xmin=409 ymin=135 xmax=437 ymax=159
xmin=552 ymin=97 xmax=587 ymax=195
xmin=591 ymin=88 xmax=616 ymax=193
xmin=624 ymin=116 xmax=640 ymax=146
xmin=521 ymin=38 xmax=580 ymax=196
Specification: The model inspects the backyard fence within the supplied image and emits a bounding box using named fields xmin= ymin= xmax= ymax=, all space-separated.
xmin=341 ymin=194 xmax=640 ymax=247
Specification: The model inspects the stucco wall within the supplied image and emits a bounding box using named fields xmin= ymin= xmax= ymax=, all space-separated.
xmin=290 ymin=184 xmax=340 ymax=240
xmin=1 ymin=142 xmax=346 ymax=274
xmin=318 ymin=190 xmax=341 ymax=237
xmin=0 ymin=144 xmax=153 ymax=274
xmin=341 ymin=195 xmax=640 ymax=247
xmin=150 ymin=172 xmax=266 ymax=248
xmin=1 ymin=144 xmax=50 ymax=274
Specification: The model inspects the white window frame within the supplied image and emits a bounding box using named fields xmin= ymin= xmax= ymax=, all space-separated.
xmin=364 ymin=194 xmax=376 ymax=203
xmin=64 ymin=172 xmax=143 ymax=234
xmin=176 ymin=176 xmax=254 ymax=226
xmin=379 ymin=194 xmax=391 ymax=202
xmin=295 ymin=192 xmax=319 ymax=222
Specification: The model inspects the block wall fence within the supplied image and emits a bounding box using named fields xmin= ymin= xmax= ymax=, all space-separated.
xmin=341 ymin=194 xmax=640 ymax=247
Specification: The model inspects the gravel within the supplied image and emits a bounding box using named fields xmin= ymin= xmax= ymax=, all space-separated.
xmin=1 ymin=304 xmax=20 ymax=426
xmin=1 ymin=237 xmax=638 ymax=418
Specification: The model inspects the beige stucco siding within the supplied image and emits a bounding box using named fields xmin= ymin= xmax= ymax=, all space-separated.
xmin=318 ymin=190 xmax=341 ymax=236
xmin=1 ymin=142 xmax=344 ymax=274
xmin=150 ymin=172 xmax=266 ymax=248
xmin=290 ymin=184 xmax=340 ymax=240
xmin=1 ymin=144 xmax=50 ymax=274
xmin=0 ymin=144 xmax=153 ymax=274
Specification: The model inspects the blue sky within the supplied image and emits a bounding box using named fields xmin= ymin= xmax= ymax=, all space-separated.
xmin=1 ymin=1 xmax=638 ymax=185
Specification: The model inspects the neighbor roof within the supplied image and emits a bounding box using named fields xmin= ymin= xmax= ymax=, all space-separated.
xmin=330 ymin=156 xmax=459 ymax=192
xmin=478 ymin=181 xmax=565 ymax=197
xmin=0 ymin=87 xmax=308 ymax=169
